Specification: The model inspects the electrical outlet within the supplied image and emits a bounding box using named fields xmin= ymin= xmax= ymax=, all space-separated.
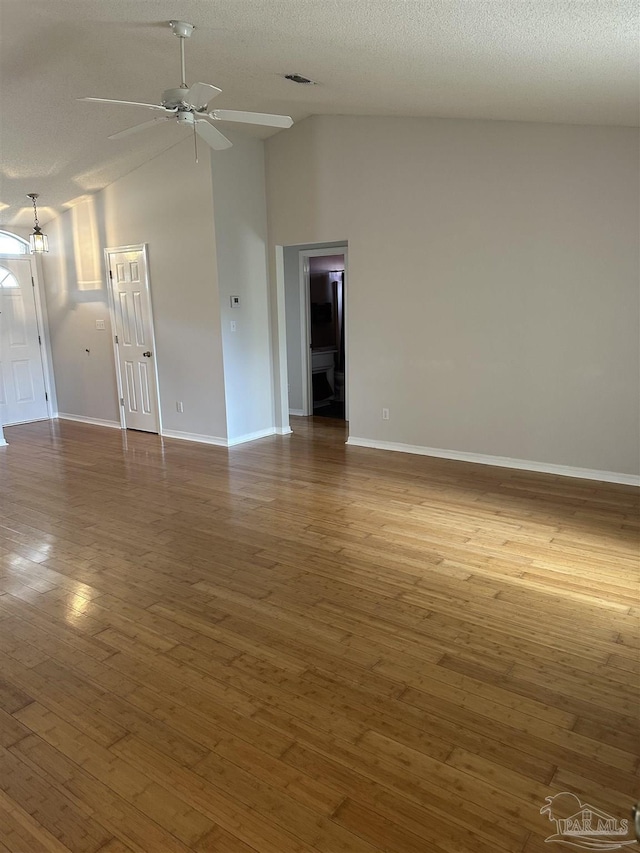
xmin=230 ymin=320 xmax=237 ymax=332
xmin=176 ymin=401 xmax=184 ymax=413
xmin=382 ymin=408 xmax=390 ymax=420
xmin=230 ymin=295 xmax=240 ymax=308
xmin=95 ymin=319 xmax=106 ymax=330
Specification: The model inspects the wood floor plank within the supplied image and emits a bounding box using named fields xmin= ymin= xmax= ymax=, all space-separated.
xmin=0 ymin=743 xmax=113 ymax=853
xmin=277 ymin=735 xmax=528 ymax=852
xmin=0 ymin=788 xmax=76 ymax=853
xmin=12 ymin=734 xmax=197 ymax=853
xmin=1 ymin=417 xmax=638 ymax=852
xmin=12 ymin=705 xmax=215 ymax=848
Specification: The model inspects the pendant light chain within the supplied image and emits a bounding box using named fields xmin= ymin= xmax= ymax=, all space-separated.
xmin=31 ymin=194 xmax=40 ymax=230
xmin=27 ymin=193 xmax=49 ymax=253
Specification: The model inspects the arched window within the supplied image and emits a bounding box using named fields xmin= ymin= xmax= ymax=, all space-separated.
xmin=0 ymin=268 xmax=19 ymax=288
xmin=0 ymin=231 xmax=29 ymax=255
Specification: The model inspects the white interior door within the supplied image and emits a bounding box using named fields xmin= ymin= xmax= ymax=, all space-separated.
xmin=106 ymin=246 xmax=160 ymax=433
xmin=0 ymin=258 xmax=49 ymax=426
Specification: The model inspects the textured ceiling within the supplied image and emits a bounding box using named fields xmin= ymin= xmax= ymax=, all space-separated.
xmin=1 ymin=0 xmax=638 ymax=226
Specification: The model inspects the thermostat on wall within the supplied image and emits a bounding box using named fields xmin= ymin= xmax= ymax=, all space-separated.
xmin=230 ymin=295 xmax=240 ymax=308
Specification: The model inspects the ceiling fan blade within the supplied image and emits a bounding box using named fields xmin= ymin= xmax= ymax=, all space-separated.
xmin=187 ymin=82 xmax=222 ymax=111
xmin=79 ymin=97 xmax=168 ymax=111
xmin=108 ymin=117 xmax=170 ymax=140
xmin=195 ymin=120 xmax=233 ymax=151
xmin=210 ymin=109 xmax=293 ymax=129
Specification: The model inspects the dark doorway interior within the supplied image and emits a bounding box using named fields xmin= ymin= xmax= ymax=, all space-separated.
xmin=309 ymin=255 xmax=345 ymax=419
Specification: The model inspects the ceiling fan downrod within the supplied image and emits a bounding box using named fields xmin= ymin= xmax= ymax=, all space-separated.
xmin=169 ymin=20 xmax=194 ymax=90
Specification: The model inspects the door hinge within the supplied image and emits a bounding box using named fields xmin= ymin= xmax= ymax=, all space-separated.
xmin=120 ymin=397 xmax=125 ymax=407
xmin=115 ymin=334 xmax=119 ymax=344
xmin=109 ymin=269 xmax=113 ymax=280
xmin=45 ymin=391 xmax=48 ymax=402
xmin=31 ymin=277 xmax=35 ymax=287
xmin=38 ymin=335 xmax=42 ymax=345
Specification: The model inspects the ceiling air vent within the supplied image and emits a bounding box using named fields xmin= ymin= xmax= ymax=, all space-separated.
xmin=284 ymin=73 xmax=317 ymax=85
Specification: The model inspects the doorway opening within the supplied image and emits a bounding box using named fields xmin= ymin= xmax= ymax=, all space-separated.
xmin=282 ymin=242 xmax=348 ymax=424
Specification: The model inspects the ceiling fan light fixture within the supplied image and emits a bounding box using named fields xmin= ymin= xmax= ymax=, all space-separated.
xmin=284 ymin=73 xmax=317 ymax=85
xmin=27 ymin=193 xmax=49 ymax=254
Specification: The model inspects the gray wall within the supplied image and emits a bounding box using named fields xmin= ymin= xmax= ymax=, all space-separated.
xmin=267 ymin=116 xmax=640 ymax=476
xmin=41 ymin=134 xmax=278 ymax=445
xmin=210 ymin=134 xmax=274 ymax=442
xmin=42 ymin=138 xmax=228 ymax=438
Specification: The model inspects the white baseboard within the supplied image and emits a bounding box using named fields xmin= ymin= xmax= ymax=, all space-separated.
xmin=3 ymin=417 xmax=51 ymax=427
xmin=289 ymin=409 xmax=305 ymax=417
xmin=345 ymin=436 xmax=640 ymax=486
xmin=57 ymin=413 xmax=122 ymax=429
xmin=162 ymin=427 xmax=279 ymax=447
xmin=161 ymin=429 xmax=227 ymax=447
xmin=0 ymin=439 xmax=7 ymax=448
xmin=276 ymin=426 xmax=293 ymax=436
xmin=228 ymin=427 xmax=276 ymax=447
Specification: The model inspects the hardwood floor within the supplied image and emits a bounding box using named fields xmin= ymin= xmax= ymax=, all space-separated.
xmin=0 ymin=416 xmax=638 ymax=853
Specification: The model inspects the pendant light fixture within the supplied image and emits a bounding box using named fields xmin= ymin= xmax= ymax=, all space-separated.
xmin=27 ymin=193 xmax=48 ymax=253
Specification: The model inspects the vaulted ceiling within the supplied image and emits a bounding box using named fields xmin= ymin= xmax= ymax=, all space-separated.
xmin=1 ymin=0 xmax=637 ymax=227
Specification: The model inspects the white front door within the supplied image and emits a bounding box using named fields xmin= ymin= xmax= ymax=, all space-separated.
xmin=106 ymin=246 xmax=160 ymax=433
xmin=0 ymin=258 xmax=49 ymax=426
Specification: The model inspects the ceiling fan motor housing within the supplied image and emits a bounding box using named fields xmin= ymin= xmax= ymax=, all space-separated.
xmin=162 ymin=88 xmax=192 ymax=109
xmin=176 ymin=111 xmax=195 ymax=125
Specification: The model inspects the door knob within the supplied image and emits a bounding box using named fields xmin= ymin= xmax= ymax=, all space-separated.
xmin=142 ymin=351 xmax=152 ymax=358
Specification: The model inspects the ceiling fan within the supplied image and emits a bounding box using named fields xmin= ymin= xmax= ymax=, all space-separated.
xmin=79 ymin=20 xmax=293 ymax=153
